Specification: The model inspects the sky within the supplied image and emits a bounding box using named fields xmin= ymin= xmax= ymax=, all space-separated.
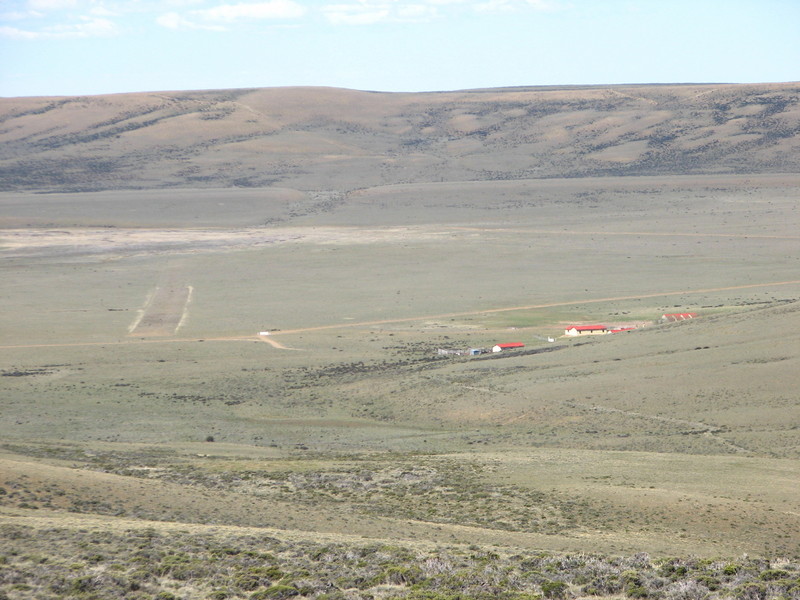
xmin=1 ymin=0 xmax=799 ymax=97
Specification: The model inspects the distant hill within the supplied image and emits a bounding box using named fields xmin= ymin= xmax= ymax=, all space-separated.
xmin=1 ymin=83 xmax=799 ymax=192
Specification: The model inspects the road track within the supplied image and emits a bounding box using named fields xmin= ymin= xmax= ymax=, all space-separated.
xmin=451 ymin=227 xmax=800 ymax=240
xmin=269 ymin=279 xmax=800 ymax=336
xmin=1 ymin=279 xmax=798 ymax=351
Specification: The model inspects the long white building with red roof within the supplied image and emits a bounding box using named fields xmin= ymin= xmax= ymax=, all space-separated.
xmin=564 ymin=325 xmax=608 ymax=336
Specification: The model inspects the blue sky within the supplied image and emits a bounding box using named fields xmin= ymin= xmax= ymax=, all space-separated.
xmin=1 ymin=0 xmax=798 ymax=97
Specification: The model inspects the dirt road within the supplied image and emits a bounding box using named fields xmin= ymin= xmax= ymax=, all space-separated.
xmin=1 ymin=279 xmax=797 ymax=351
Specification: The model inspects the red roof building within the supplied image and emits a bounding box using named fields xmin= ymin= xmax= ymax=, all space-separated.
xmin=492 ymin=342 xmax=525 ymax=352
xmin=564 ymin=325 xmax=608 ymax=336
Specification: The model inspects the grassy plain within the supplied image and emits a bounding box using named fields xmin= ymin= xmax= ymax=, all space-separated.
xmin=1 ymin=85 xmax=800 ymax=599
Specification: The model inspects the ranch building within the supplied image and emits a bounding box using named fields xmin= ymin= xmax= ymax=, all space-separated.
xmin=564 ymin=325 xmax=608 ymax=336
xmin=492 ymin=342 xmax=525 ymax=353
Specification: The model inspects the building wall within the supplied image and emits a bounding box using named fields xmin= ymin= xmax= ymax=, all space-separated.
xmin=565 ymin=328 xmax=608 ymax=336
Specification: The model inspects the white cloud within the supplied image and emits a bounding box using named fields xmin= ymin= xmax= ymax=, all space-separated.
xmin=320 ymin=0 xmax=561 ymax=25
xmin=157 ymin=11 xmax=191 ymax=28
xmin=0 ymin=15 xmax=117 ymax=38
xmin=323 ymin=4 xmax=391 ymax=25
xmin=525 ymin=0 xmax=562 ymax=9
xmin=323 ymin=1 xmax=441 ymax=25
xmin=27 ymin=0 xmax=79 ymax=10
xmin=156 ymin=0 xmax=307 ymax=30
xmin=57 ymin=15 xmax=117 ymax=35
xmin=396 ymin=4 xmax=437 ymax=20
xmin=89 ymin=6 xmax=119 ymax=17
xmin=0 ymin=25 xmax=39 ymax=39
xmin=475 ymin=0 xmax=562 ymax=12
xmin=0 ymin=10 xmax=36 ymax=20
xmin=156 ymin=11 xmax=226 ymax=30
xmin=194 ymin=1 xmax=307 ymax=22
xmin=474 ymin=0 xmax=511 ymax=12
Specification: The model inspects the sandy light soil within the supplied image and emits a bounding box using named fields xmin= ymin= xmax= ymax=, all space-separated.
xmin=0 ymin=225 xmax=460 ymax=258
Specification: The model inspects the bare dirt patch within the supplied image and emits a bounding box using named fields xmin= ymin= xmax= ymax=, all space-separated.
xmin=0 ymin=225 xmax=456 ymax=259
xmin=129 ymin=284 xmax=192 ymax=337
xmin=129 ymin=264 xmax=193 ymax=337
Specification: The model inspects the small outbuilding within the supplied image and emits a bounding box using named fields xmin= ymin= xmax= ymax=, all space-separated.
xmin=492 ymin=342 xmax=525 ymax=353
xmin=564 ymin=325 xmax=608 ymax=336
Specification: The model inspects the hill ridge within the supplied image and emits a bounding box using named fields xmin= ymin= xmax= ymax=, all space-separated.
xmin=2 ymin=82 xmax=799 ymax=192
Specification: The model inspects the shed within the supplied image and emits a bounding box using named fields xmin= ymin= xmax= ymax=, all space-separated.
xmin=492 ymin=342 xmax=525 ymax=352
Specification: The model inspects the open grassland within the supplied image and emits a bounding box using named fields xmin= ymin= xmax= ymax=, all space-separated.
xmin=1 ymin=83 xmax=800 ymax=598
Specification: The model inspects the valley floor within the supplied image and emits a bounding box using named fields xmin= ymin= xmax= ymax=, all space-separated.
xmin=1 ymin=174 xmax=799 ymax=598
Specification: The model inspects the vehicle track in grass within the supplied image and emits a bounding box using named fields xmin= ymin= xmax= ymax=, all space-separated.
xmin=128 ymin=285 xmax=193 ymax=337
xmin=1 ymin=279 xmax=798 ymax=350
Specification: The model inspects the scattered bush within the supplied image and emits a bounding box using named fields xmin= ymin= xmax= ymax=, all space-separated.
xmin=759 ymin=569 xmax=790 ymax=581
xmin=541 ymin=580 xmax=569 ymax=599
xmin=663 ymin=579 xmax=709 ymax=600
xmin=734 ymin=581 xmax=768 ymax=600
xmin=383 ymin=565 xmax=423 ymax=585
xmin=1 ymin=526 xmax=799 ymax=600
xmin=250 ymin=585 xmax=299 ymax=599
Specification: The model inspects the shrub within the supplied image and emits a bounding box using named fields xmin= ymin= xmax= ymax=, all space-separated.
xmin=621 ymin=569 xmax=649 ymax=598
xmin=734 ymin=582 xmax=768 ymax=600
xmin=541 ymin=580 xmax=569 ymax=599
xmin=406 ymin=593 xmax=482 ymax=600
xmin=250 ymin=585 xmax=299 ymax=599
xmin=234 ymin=566 xmax=284 ymax=590
xmin=234 ymin=573 xmax=263 ymax=591
xmin=759 ymin=569 xmax=791 ymax=581
xmin=384 ymin=565 xmax=423 ymax=585
xmin=69 ymin=575 xmax=95 ymax=594
xmin=723 ymin=563 xmax=741 ymax=576
xmin=626 ymin=585 xmax=649 ymax=598
xmin=663 ymin=580 xmax=709 ymax=600
xmin=659 ymin=559 xmax=689 ymax=579
xmin=695 ymin=575 xmax=721 ymax=591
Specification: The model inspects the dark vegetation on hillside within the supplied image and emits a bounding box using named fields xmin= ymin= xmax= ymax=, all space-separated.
xmin=2 ymin=524 xmax=799 ymax=600
xmin=1 ymin=84 xmax=799 ymax=192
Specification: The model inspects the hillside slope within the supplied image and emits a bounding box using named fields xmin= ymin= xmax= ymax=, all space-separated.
xmin=2 ymin=83 xmax=800 ymax=192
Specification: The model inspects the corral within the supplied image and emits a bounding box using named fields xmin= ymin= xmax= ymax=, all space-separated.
xmin=662 ymin=312 xmax=699 ymax=321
